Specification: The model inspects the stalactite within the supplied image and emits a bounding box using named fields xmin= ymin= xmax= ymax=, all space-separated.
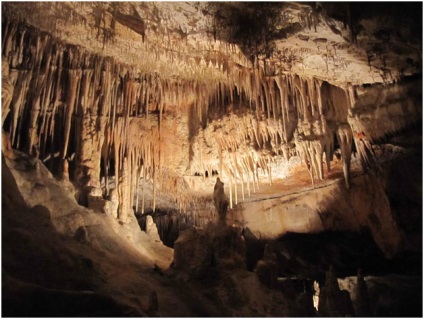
xmin=268 ymin=155 xmax=272 ymax=185
xmin=129 ymin=149 xmax=135 ymax=213
xmin=2 ymin=61 xmax=13 ymax=126
xmin=9 ymin=70 xmax=31 ymax=146
xmin=135 ymin=161 xmax=142 ymax=213
xmin=307 ymin=77 xmax=316 ymax=118
xmin=353 ymin=131 xmax=376 ymax=173
xmin=152 ymin=166 xmax=157 ymax=213
xmin=38 ymin=48 xmax=57 ymax=151
xmin=141 ymin=164 xmax=146 ymax=214
xmin=234 ymin=172 xmax=238 ymax=205
xmin=62 ymin=69 xmax=81 ymax=160
xmin=27 ymin=37 xmax=51 ymax=156
xmin=316 ymin=79 xmax=323 ymax=115
xmin=229 ymin=171 xmax=233 ymax=209
xmin=246 ymin=167 xmax=251 ymax=197
xmin=275 ymin=77 xmax=287 ymax=143
xmin=336 ymin=123 xmax=353 ymax=189
xmin=240 ymin=169 xmax=245 ymax=201
xmin=347 ymin=85 xmax=357 ymax=109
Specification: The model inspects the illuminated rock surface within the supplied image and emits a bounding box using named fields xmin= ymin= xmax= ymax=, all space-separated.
xmin=2 ymin=2 xmax=422 ymax=317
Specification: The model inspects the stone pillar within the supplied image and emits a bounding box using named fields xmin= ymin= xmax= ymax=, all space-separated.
xmin=213 ymin=177 xmax=229 ymax=224
xmin=353 ymin=269 xmax=372 ymax=316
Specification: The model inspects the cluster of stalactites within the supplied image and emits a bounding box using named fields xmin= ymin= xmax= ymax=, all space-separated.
xmin=2 ymin=18 xmax=369 ymax=217
xmin=191 ymin=65 xmax=358 ymax=198
xmin=254 ymin=73 xmax=355 ymax=189
xmin=0 ymin=20 xmax=220 ymax=220
xmin=191 ymin=112 xmax=284 ymax=208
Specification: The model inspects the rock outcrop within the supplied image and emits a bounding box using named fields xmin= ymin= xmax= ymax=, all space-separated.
xmin=173 ymin=223 xmax=246 ymax=278
xmin=318 ymin=266 xmax=355 ymax=316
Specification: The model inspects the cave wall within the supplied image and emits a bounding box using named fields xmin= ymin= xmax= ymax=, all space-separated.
xmin=237 ymin=172 xmax=402 ymax=257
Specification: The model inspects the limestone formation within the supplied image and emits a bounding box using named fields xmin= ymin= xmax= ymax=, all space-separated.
xmin=213 ymin=177 xmax=228 ymax=224
xmin=145 ymin=215 xmax=161 ymax=242
xmin=105 ymin=189 xmax=119 ymax=218
xmin=336 ymin=123 xmax=353 ymax=189
xmin=255 ymin=257 xmax=279 ymax=289
xmin=1 ymin=2 xmax=422 ymax=317
xmin=255 ymin=243 xmax=282 ymax=289
xmin=353 ymin=131 xmax=376 ymax=172
xmin=207 ymin=223 xmax=246 ymax=270
xmin=2 ymin=131 xmax=15 ymax=159
xmin=173 ymin=222 xmax=246 ymax=278
xmin=60 ymin=158 xmax=69 ymax=181
xmin=2 ymin=59 xmax=13 ymax=127
xmin=353 ymin=269 xmax=372 ymax=317
xmin=2 ymin=3 xmax=420 ymax=223
xmin=318 ymin=266 xmax=355 ymax=316
xmin=173 ymin=227 xmax=212 ymax=278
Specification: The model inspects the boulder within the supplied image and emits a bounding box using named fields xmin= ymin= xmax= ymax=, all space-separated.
xmin=207 ymin=223 xmax=246 ymax=270
xmin=173 ymin=223 xmax=246 ymax=278
xmin=173 ymin=227 xmax=212 ymax=278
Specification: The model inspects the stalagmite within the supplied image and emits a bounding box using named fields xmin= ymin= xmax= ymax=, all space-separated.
xmin=60 ymin=158 xmax=69 ymax=181
xmin=311 ymin=140 xmax=324 ymax=180
xmin=2 ymin=131 xmax=15 ymax=159
xmin=213 ymin=177 xmax=229 ymax=224
xmin=119 ymin=156 xmax=131 ymax=223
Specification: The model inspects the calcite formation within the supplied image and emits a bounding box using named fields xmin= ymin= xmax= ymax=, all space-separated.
xmin=1 ymin=3 xmax=422 ymax=317
xmin=1 ymin=2 xmax=421 ymax=225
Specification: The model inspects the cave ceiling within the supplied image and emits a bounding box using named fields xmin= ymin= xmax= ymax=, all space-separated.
xmin=3 ymin=2 xmax=421 ymax=85
xmin=1 ymin=2 xmax=422 ymax=215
